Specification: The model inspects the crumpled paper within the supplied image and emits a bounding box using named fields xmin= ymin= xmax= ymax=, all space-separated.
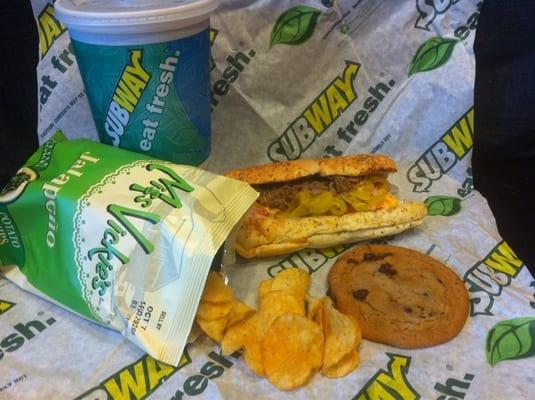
xmin=1 ymin=0 xmax=534 ymax=398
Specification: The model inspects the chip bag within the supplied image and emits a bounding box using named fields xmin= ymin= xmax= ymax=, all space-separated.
xmin=0 ymin=131 xmax=258 ymax=366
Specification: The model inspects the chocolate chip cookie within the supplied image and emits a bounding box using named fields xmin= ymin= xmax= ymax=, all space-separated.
xmin=327 ymin=245 xmax=469 ymax=348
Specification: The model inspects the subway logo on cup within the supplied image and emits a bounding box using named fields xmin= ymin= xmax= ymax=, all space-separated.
xmin=105 ymin=50 xmax=151 ymax=146
xmin=408 ymin=107 xmax=474 ymax=193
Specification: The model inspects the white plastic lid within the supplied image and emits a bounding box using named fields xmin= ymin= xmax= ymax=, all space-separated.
xmin=55 ymin=0 xmax=218 ymax=43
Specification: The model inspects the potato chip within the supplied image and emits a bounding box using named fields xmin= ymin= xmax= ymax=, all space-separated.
xmin=258 ymin=291 xmax=305 ymax=337
xmin=271 ymin=268 xmax=310 ymax=300
xmin=243 ymin=338 xmax=264 ymax=377
xmin=261 ymin=314 xmax=324 ymax=390
xmin=201 ymin=271 xmax=233 ymax=303
xmin=221 ymin=315 xmax=249 ymax=355
xmin=322 ymin=297 xmax=360 ymax=369
xmin=196 ymin=316 xmax=228 ymax=342
xmin=322 ymin=348 xmax=360 ymax=378
xmin=348 ymin=315 xmax=362 ymax=349
xmin=197 ymin=299 xmax=233 ymax=320
xmin=306 ymin=295 xmax=327 ymax=322
xmin=216 ymin=267 xmax=363 ymax=389
xmin=221 ymin=313 xmax=258 ymax=355
xmin=227 ymin=299 xmax=255 ymax=328
xmin=221 ymin=313 xmax=265 ymax=376
xmin=258 ymin=279 xmax=273 ymax=302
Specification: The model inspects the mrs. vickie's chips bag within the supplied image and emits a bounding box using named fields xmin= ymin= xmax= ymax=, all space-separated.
xmin=0 ymin=131 xmax=258 ymax=366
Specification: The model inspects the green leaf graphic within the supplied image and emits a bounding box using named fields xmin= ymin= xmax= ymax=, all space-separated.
xmin=270 ymin=6 xmax=322 ymax=48
xmin=424 ymin=196 xmax=461 ymax=216
xmin=408 ymin=37 xmax=459 ymax=76
xmin=486 ymin=317 xmax=535 ymax=367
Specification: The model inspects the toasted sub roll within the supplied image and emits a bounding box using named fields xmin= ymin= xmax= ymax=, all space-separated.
xmin=226 ymin=155 xmax=427 ymax=258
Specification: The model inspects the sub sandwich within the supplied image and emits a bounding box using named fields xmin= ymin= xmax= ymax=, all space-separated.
xmin=226 ymin=154 xmax=427 ymax=258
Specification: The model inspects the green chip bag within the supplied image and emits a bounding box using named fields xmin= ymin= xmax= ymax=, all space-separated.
xmin=0 ymin=131 xmax=258 ymax=366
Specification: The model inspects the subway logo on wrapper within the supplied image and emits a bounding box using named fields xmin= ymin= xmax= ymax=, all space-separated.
xmin=267 ymin=245 xmax=349 ymax=278
xmin=268 ymin=238 xmax=392 ymax=278
xmin=464 ymin=241 xmax=525 ymax=316
xmin=211 ymin=43 xmax=256 ymax=110
xmin=0 ymin=299 xmax=15 ymax=316
xmin=0 ymin=314 xmax=56 ymax=362
xmin=76 ymin=350 xmax=191 ymax=400
xmin=415 ymin=0 xmax=461 ymax=31
xmin=169 ymin=351 xmax=239 ymax=399
xmin=267 ymin=61 xmax=398 ymax=160
xmin=268 ymin=61 xmax=360 ymax=161
xmin=408 ymin=108 xmax=474 ymax=193
xmin=353 ymin=353 xmax=420 ymax=399
xmin=76 ymin=350 xmax=241 ymax=400
xmin=36 ymin=4 xmax=67 ymax=57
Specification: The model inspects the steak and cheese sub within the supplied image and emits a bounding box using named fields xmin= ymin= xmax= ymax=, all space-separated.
xmin=226 ymin=155 xmax=427 ymax=258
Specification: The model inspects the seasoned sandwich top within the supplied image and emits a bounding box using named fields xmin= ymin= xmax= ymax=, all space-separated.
xmin=225 ymin=154 xmax=397 ymax=185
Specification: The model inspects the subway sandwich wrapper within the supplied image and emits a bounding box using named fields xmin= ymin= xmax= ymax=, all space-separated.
xmin=0 ymin=131 xmax=259 ymax=367
xmin=1 ymin=0 xmax=533 ymax=398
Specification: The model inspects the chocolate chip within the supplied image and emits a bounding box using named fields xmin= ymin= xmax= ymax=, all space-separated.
xmin=404 ymin=307 xmax=413 ymax=314
xmin=378 ymin=262 xmax=397 ymax=276
xmin=363 ymin=253 xmax=376 ymax=262
xmin=363 ymin=252 xmax=392 ymax=262
xmin=353 ymin=289 xmax=369 ymax=301
xmin=347 ymin=258 xmax=359 ymax=267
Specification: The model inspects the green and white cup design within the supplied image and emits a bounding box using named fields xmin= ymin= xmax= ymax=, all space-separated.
xmin=56 ymin=0 xmax=218 ymax=166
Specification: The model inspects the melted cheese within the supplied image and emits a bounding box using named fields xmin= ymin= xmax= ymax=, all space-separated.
xmin=276 ymin=176 xmax=398 ymax=218
xmin=378 ymin=193 xmax=399 ymax=209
